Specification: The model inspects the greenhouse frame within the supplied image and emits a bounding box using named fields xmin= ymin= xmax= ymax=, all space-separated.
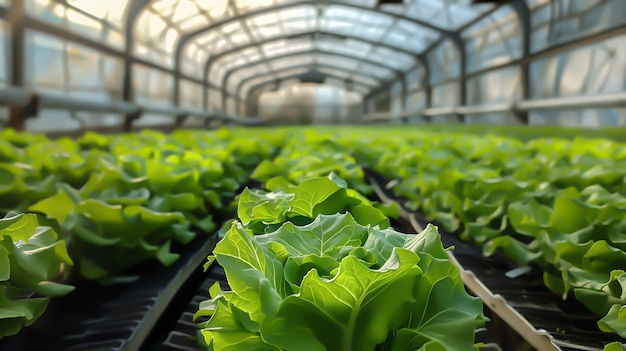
xmin=0 ymin=0 xmax=623 ymax=131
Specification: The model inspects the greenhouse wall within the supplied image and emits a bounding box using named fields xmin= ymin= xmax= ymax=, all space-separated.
xmin=529 ymin=34 xmax=626 ymax=126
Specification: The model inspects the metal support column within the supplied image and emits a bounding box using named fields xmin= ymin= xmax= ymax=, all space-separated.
xmin=400 ymin=78 xmax=408 ymax=123
xmin=511 ymin=0 xmax=531 ymax=125
xmin=8 ymin=0 xmax=34 ymax=130
xmin=422 ymin=60 xmax=433 ymax=123
xmin=122 ymin=0 xmax=149 ymax=132
xmin=452 ymin=34 xmax=467 ymax=124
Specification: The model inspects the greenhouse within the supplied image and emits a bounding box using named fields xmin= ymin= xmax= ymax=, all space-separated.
xmin=0 ymin=0 xmax=625 ymax=350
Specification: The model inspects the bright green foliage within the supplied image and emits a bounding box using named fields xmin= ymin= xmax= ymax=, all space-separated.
xmin=197 ymin=209 xmax=485 ymax=350
xmin=0 ymin=212 xmax=74 ymax=339
xmin=605 ymin=342 xmax=626 ymax=351
xmin=251 ymin=131 xmax=373 ymax=195
xmin=21 ymin=129 xmax=281 ymax=283
xmin=338 ymin=127 xmax=626 ymax=341
xmin=238 ymin=174 xmax=395 ymax=233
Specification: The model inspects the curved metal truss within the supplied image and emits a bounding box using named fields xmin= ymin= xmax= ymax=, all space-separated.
xmin=15 ymin=0 xmax=618 ymax=127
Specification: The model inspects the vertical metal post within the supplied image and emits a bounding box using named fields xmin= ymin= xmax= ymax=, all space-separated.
xmin=400 ymin=77 xmax=408 ymax=123
xmin=511 ymin=0 xmax=531 ymax=125
xmin=8 ymin=0 xmax=28 ymax=130
xmin=452 ymin=34 xmax=467 ymax=124
xmin=423 ymin=63 xmax=433 ymax=123
xmin=122 ymin=0 xmax=149 ymax=132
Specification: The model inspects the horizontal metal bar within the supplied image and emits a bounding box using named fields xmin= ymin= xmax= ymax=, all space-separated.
xmin=457 ymin=103 xmax=511 ymax=114
xmin=0 ymin=85 xmax=263 ymax=126
xmin=430 ymin=25 xmax=626 ymax=88
xmin=22 ymin=16 xmax=229 ymax=94
xmin=38 ymin=92 xmax=140 ymax=114
xmin=364 ymin=92 xmax=626 ymax=120
xmin=0 ymin=86 xmax=32 ymax=106
xmin=516 ymin=92 xmax=626 ymax=111
xmin=423 ymin=107 xmax=456 ymax=116
xmin=188 ymin=110 xmax=264 ymax=126
xmin=142 ymin=105 xmax=188 ymax=117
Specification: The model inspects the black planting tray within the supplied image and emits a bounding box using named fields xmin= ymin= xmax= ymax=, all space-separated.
xmin=0 ymin=230 xmax=219 ymax=351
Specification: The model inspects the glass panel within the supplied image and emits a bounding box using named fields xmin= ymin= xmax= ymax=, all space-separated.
xmin=240 ymin=67 xmax=309 ymax=97
xmin=228 ymin=65 xmax=272 ymax=93
xmin=406 ymin=67 xmax=425 ymax=91
xmin=427 ymin=39 xmax=460 ymax=84
xmin=235 ymin=0 xmax=292 ymax=14
xmin=270 ymin=56 xmax=314 ymax=70
xmin=135 ymin=1 xmax=234 ymax=68
xmin=530 ymin=0 xmax=626 ymax=53
xmin=369 ymin=47 xmax=415 ymax=69
xmin=134 ymin=12 xmax=175 ymax=67
xmin=432 ymin=82 xmax=458 ymax=107
xmin=321 ymin=6 xmax=392 ymax=42
xmin=210 ymin=54 xmax=250 ymax=86
xmin=385 ymin=20 xmax=437 ymax=53
xmin=25 ymin=30 xmax=64 ymax=92
xmin=467 ymin=66 xmax=521 ymax=105
xmin=133 ymin=64 xmax=174 ymax=107
xmin=226 ymin=97 xmax=237 ymax=115
xmin=180 ymin=80 xmax=203 ymax=110
xmin=261 ymin=38 xmax=313 ymax=56
xmin=26 ymin=0 xmax=127 ymax=49
xmin=530 ymin=34 xmax=626 ymax=98
xmin=381 ymin=0 xmax=493 ymax=30
xmin=316 ymin=54 xmax=359 ymax=71
xmin=182 ymin=42 xmax=210 ymax=76
xmin=463 ymin=6 xmax=521 ymax=72
xmin=361 ymin=63 xmax=395 ymax=80
xmin=348 ymin=75 xmax=379 ymax=88
xmin=317 ymin=67 xmax=380 ymax=86
xmin=354 ymin=85 xmax=369 ymax=95
xmin=25 ymin=30 xmax=123 ymax=101
xmin=212 ymin=34 xmax=411 ymax=92
xmin=226 ymin=55 xmax=317 ymax=94
xmin=208 ymin=87 xmax=221 ymax=111
xmin=326 ymin=77 xmax=345 ymax=89
xmin=67 ymin=0 xmax=126 ymax=28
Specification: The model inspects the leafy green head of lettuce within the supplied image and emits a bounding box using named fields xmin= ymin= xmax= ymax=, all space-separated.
xmin=196 ymin=214 xmax=486 ymax=351
xmin=0 ymin=212 xmax=74 ymax=339
xmin=236 ymin=173 xmax=397 ymax=235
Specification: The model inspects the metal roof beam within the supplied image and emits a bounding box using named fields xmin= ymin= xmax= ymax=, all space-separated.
xmin=221 ymin=49 xmax=403 ymax=110
xmin=363 ymin=2 xmax=506 ymax=111
xmin=177 ymin=0 xmax=453 ymax=50
xmin=177 ymin=1 xmax=456 ymax=113
xmin=203 ymin=30 xmax=426 ymax=113
xmin=244 ymin=71 xmax=373 ymax=116
xmin=236 ymin=63 xmax=380 ymax=99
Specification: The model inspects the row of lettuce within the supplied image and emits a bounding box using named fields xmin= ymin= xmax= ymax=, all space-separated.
xmin=339 ymin=128 xmax=626 ymax=349
xmin=1 ymin=127 xmax=489 ymax=350
xmin=0 ymin=128 xmax=281 ymax=338
xmin=198 ymin=128 xmax=625 ymax=350
xmin=2 ymin=126 xmax=625 ymax=350
xmin=195 ymin=133 xmax=486 ymax=350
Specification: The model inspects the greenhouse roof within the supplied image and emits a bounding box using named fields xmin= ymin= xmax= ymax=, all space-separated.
xmin=13 ymin=0 xmax=526 ymax=97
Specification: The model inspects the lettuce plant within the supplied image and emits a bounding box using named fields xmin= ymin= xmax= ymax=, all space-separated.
xmin=0 ymin=212 xmax=74 ymax=339
xmin=30 ymin=184 xmax=194 ymax=284
xmin=237 ymin=174 xmax=397 ymax=234
xmin=196 ymin=213 xmax=486 ymax=350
